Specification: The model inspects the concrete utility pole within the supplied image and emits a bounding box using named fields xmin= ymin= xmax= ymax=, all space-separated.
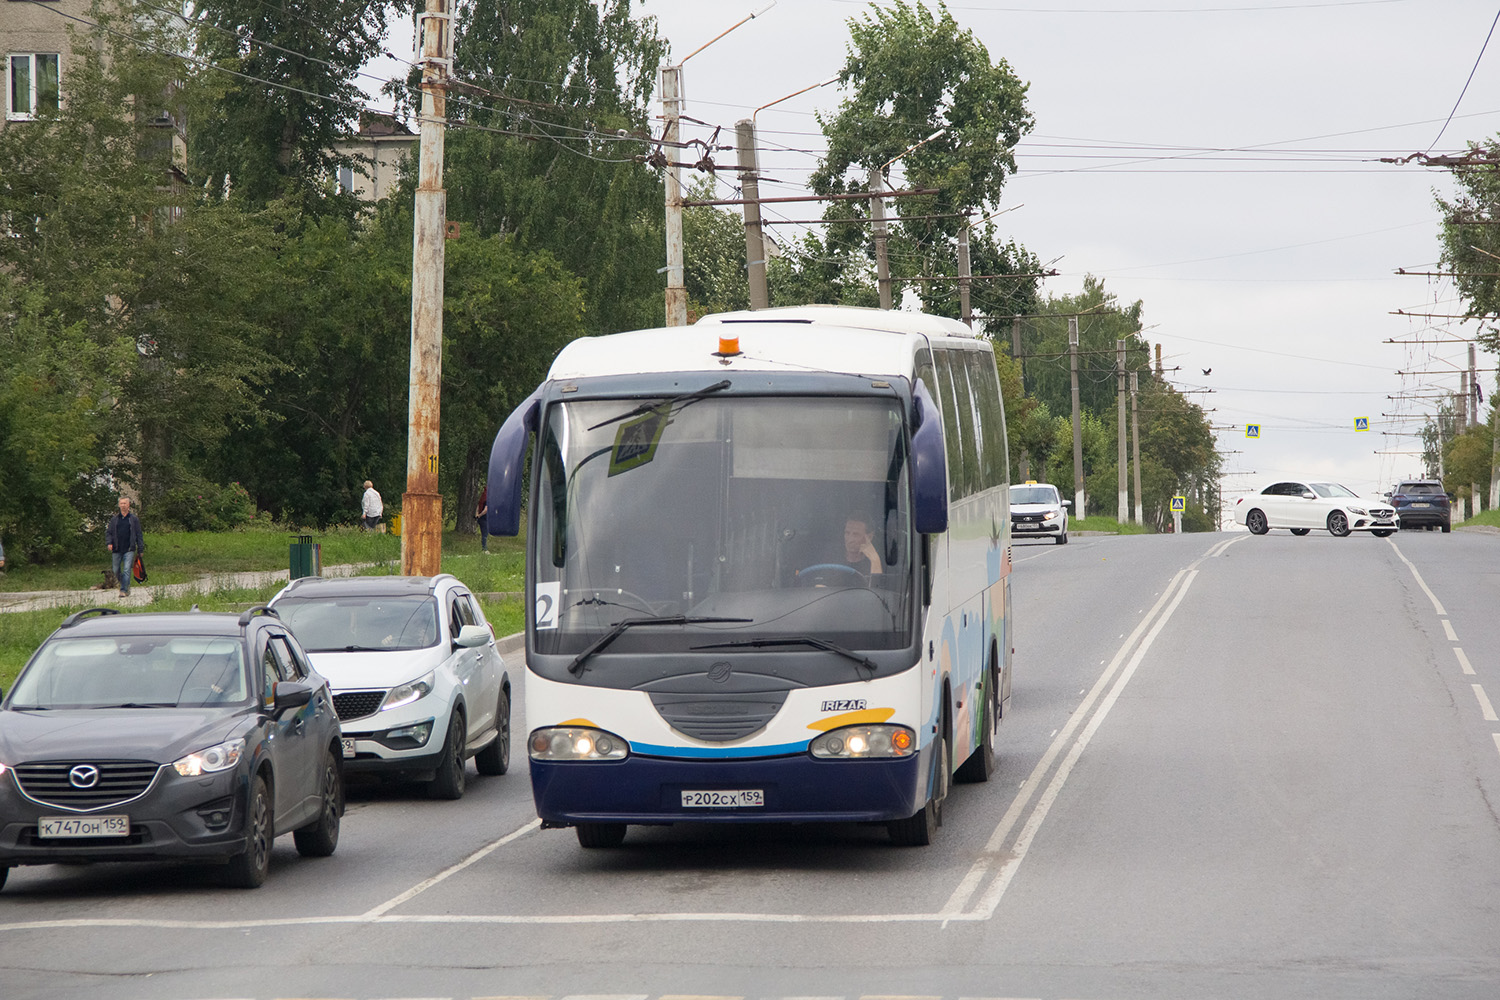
xmin=1117 ymin=339 xmax=1127 ymax=524
xmin=1070 ymin=317 xmax=1085 ymax=517
xmin=1490 ymin=371 xmax=1500 ymax=509
xmin=736 ymin=119 xmax=769 ymax=310
xmin=1470 ymin=344 xmax=1481 ymax=429
xmin=870 ymin=168 xmax=891 ymax=310
xmin=661 ymin=63 xmax=687 ymax=327
xmin=957 ymin=224 xmax=972 ymax=328
xmin=402 ymin=0 xmax=451 ymax=577
xmin=1013 ymin=315 xmax=1028 ymax=480
xmin=1130 ymin=371 xmax=1144 ymax=524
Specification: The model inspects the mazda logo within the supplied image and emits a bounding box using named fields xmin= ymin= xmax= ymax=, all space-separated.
xmin=68 ymin=765 xmax=100 ymax=788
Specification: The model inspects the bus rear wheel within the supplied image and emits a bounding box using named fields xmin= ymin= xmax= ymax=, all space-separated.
xmin=576 ymin=823 xmax=627 ymax=848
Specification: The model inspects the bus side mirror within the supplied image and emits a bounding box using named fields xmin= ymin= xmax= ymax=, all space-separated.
xmin=487 ymin=388 xmax=542 ymax=538
xmin=910 ymin=382 xmax=949 ymax=535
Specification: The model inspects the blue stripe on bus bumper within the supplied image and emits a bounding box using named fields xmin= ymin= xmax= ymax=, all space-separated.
xmin=530 ymin=749 xmax=928 ymax=825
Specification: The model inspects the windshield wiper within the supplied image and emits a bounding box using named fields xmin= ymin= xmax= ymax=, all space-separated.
xmin=101 ymin=702 xmax=177 ymax=709
xmin=691 ymin=636 xmax=878 ymax=675
xmin=586 ymin=379 xmax=732 ymax=431
xmin=569 ymin=615 xmax=752 ymax=676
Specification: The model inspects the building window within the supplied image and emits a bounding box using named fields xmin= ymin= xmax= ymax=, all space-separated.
xmin=7 ymin=53 xmax=61 ymax=121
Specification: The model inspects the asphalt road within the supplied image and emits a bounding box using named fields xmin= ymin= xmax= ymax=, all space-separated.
xmin=2 ymin=529 xmax=1499 ymax=1000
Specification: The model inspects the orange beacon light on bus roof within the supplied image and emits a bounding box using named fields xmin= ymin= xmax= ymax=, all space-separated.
xmin=716 ymin=334 xmax=741 ymax=357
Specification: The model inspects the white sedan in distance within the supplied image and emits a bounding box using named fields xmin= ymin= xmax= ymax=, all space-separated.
xmin=1232 ymin=480 xmax=1398 ymax=538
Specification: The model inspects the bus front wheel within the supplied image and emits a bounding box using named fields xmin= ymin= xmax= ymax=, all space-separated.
xmin=576 ymin=822 xmax=627 ymax=848
xmin=888 ymin=734 xmax=948 ymax=846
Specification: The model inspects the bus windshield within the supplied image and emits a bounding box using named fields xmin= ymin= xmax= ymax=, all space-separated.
xmin=532 ymin=394 xmax=914 ymax=663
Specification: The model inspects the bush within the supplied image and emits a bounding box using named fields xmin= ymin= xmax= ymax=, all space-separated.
xmin=157 ymin=479 xmax=258 ymax=532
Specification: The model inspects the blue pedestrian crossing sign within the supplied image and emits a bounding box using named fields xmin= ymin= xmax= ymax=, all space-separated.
xmin=1171 ymin=495 xmax=1186 ymax=512
xmin=1354 ymin=417 xmax=1369 ymax=432
xmin=1245 ymin=424 xmax=1261 ymax=439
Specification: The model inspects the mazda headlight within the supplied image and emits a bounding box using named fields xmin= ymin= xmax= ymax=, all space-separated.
xmin=528 ymin=727 xmax=628 ymax=761
xmin=174 ymin=738 xmax=244 ymax=776
xmin=383 ymin=671 xmax=435 ymax=711
xmin=809 ymin=724 xmax=915 ymax=759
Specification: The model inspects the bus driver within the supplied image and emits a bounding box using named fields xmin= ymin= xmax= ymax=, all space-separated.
xmin=843 ymin=513 xmax=883 ymax=576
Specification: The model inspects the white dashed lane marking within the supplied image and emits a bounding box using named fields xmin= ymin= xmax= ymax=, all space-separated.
xmin=1454 ymin=647 xmax=1477 ymax=675
xmin=1473 ymin=684 xmax=1499 ymax=723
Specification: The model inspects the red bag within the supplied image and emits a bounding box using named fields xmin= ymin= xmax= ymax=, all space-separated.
xmin=133 ymin=554 xmax=147 ymax=584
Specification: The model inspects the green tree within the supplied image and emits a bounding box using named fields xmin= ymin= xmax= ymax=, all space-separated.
xmin=186 ymin=0 xmax=404 ymax=209
xmin=432 ymin=0 xmax=668 ymax=335
xmin=1435 ymin=137 xmax=1500 ymax=350
xmin=0 ymin=276 xmax=131 ymax=560
xmin=683 ymin=178 xmax=749 ymax=318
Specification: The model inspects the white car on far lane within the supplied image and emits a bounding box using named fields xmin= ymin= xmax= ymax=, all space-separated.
xmin=1009 ymin=481 xmax=1070 ymax=544
xmin=1232 ymin=479 xmax=1398 ymax=538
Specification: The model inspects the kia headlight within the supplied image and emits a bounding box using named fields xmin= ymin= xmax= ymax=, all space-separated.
xmin=383 ymin=671 xmax=435 ymax=711
xmin=174 ymin=738 xmax=244 ymax=776
xmin=809 ymin=724 xmax=915 ymax=759
xmin=529 ymin=727 xmax=628 ymax=761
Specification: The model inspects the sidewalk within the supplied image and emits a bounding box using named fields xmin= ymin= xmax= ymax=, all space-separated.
xmin=0 ymin=562 xmax=378 ymax=614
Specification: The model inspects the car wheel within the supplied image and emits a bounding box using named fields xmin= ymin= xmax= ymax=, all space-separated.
xmin=225 ymin=775 xmax=272 ymax=888
xmin=475 ymin=687 xmax=510 ymax=776
xmin=1371 ymin=529 xmax=1393 ymax=538
xmin=1441 ymin=522 xmax=1451 ymax=533
xmin=1290 ymin=528 xmax=1310 ymax=536
xmin=1327 ymin=511 xmax=1351 ymax=537
xmin=427 ymin=710 xmax=467 ymax=800
xmin=576 ymin=823 xmax=627 ymax=848
xmin=1246 ymin=509 xmax=1269 ymax=535
xmin=1055 ymin=531 xmax=1067 ymax=545
xmin=293 ymin=750 xmax=342 ymax=858
xmin=0 ymin=867 xmax=9 ymax=893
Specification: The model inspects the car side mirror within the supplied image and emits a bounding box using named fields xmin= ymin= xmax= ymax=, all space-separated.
xmin=454 ymin=623 xmax=490 ymax=649
xmin=1383 ymin=491 xmax=1392 ymax=498
xmin=1446 ymin=492 xmax=1456 ymax=501
xmin=1301 ymin=491 xmax=1317 ymax=500
xmin=1061 ymin=500 xmax=1072 ymax=508
xmin=272 ymin=681 xmax=313 ymax=714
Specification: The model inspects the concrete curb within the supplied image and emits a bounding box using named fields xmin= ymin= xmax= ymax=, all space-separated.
xmin=0 ymin=562 xmax=382 ymax=614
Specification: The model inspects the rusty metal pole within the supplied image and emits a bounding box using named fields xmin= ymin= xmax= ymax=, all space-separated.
xmin=402 ymin=0 xmax=450 ymax=576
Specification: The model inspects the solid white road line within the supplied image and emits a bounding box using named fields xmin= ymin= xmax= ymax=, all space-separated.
xmin=1385 ymin=538 xmax=1448 ymax=616
xmin=361 ymin=818 xmax=541 ymax=919
xmin=970 ymin=570 xmax=1201 ymax=919
xmin=937 ymin=568 xmax=1193 ymax=918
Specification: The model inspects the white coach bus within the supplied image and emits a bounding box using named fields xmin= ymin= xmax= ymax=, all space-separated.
xmin=486 ymin=305 xmax=1013 ymax=847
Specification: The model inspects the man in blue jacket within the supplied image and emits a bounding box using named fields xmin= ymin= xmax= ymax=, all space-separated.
xmin=105 ymin=496 xmax=145 ymax=598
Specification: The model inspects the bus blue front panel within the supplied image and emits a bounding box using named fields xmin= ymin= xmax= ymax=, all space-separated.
xmin=530 ymin=748 xmax=928 ymax=825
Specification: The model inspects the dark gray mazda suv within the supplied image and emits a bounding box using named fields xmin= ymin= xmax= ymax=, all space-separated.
xmin=0 ymin=606 xmax=343 ymax=890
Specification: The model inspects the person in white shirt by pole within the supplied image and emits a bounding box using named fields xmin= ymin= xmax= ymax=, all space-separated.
xmin=361 ymin=480 xmax=383 ymax=531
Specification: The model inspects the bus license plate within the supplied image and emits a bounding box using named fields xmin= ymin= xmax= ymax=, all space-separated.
xmin=681 ymin=789 xmax=764 ymax=808
xmin=341 ymin=738 xmax=357 ymax=758
xmin=39 ymin=815 xmax=129 ymax=838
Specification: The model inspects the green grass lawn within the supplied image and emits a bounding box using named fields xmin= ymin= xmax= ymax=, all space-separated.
xmin=1071 ymin=515 xmax=1151 ymax=535
xmin=1458 ymin=507 xmax=1500 ymax=529
xmin=0 ymin=527 xmax=526 ymax=691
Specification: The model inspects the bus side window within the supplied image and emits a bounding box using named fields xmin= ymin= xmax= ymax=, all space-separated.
xmin=965 ymin=348 xmax=1009 ymax=488
xmin=935 ymin=348 xmax=978 ymax=499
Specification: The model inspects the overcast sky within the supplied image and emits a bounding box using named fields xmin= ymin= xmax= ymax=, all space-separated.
xmin=385 ymin=0 xmax=1500 ymax=514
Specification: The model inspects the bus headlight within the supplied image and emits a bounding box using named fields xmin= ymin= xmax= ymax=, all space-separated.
xmin=528 ymin=727 xmax=629 ymax=761
xmin=809 ymin=725 xmax=915 ymax=759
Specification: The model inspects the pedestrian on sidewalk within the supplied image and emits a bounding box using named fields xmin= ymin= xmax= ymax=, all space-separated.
xmin=475 ymin=485 xmax=489 ymax=553
xmin=361 ymin=480 xmax=383 ymax=531
xmin=105 ymin=496 xmax=145 ymax=598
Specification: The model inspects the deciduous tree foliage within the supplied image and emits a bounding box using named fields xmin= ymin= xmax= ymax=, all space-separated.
xmin=187 ymin=0 xmax=404 ymax=209
xmin=429 ymin=0 xmax=668 ymax=335
xmin=1435 ymin=135 xmax=1500 ymax=352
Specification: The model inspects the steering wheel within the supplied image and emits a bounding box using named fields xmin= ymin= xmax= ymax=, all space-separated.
xmin=796 ymin=563 xmax=865 ymax=588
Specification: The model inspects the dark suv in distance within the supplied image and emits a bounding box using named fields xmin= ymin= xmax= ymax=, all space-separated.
xmin=1386 ymin=480 xmax=1453 ymax=532
xmin=0 ymin=606 xmax=343 ymax=891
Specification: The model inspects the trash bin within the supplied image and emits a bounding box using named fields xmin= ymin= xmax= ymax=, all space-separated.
xmin=289 ymin=535 xmax=321 ymax=580
xmin=390 ymin=514 xmax=402 ymax=537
